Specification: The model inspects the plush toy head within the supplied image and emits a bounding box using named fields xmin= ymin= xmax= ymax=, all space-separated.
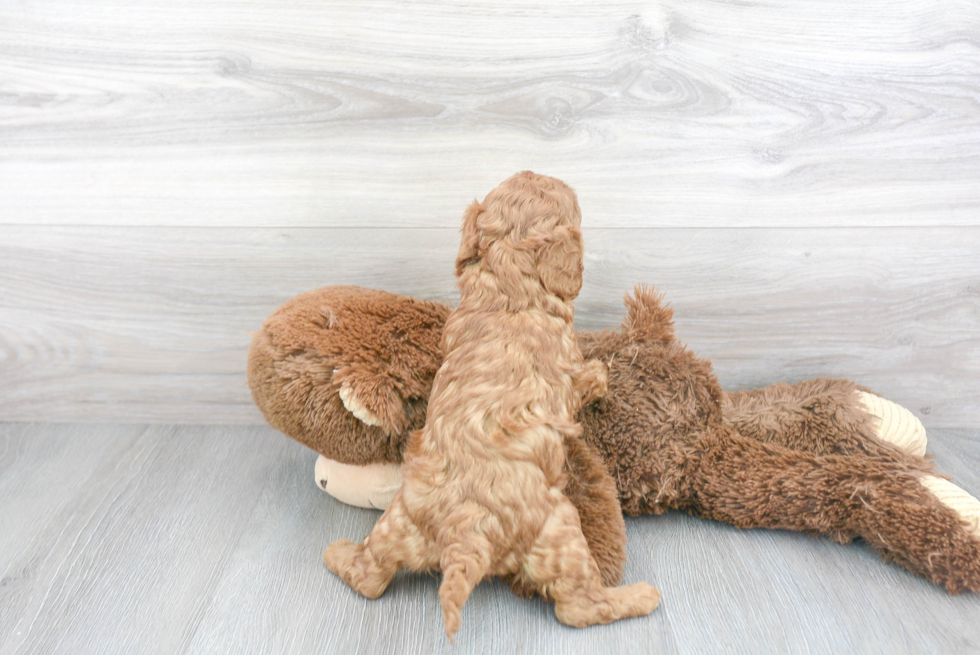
xmin=248 ymin=285 xmax=450 ymax=466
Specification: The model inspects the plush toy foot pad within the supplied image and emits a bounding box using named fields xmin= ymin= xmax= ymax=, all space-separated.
xmin=920 ymin=475 xmax=980 ymax=539
xmin=857 ymin=392 xmax=927 ymax=457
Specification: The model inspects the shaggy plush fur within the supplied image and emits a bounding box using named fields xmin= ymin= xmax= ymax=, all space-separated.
xmin=320 ymin=172 xmax=659 ymax=638
xmin=576 ymin=289 xmax=980 ymax=593
xmin=249 ymin=285 xmax=980 ymax=595
xmin=248 ymin=286 xmax=449 ymax=466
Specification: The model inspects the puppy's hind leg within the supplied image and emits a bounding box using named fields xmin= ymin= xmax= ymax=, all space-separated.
xmin=438 ymin=529 xmax=493 ymax=641
xmin=324 ymin=493 xmax=436 ymax=599
xmin=525 ymin=495 xmax=660 ymax=628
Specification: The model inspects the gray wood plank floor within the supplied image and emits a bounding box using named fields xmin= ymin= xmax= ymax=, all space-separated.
xmin=2 ymin=423 xmax=979 ymax=655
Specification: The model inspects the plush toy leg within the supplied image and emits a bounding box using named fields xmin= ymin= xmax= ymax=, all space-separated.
xmin=856 ymin=391 xmax=927 ymax=457
xmin=523 ymin=495 xmax=660 ymax=628
xmin=560 ymin=435 xmax=628 ymax=588
xmin=920 ymin=476 xmax=980 ymax=540
xmin=723 ymin=378 xmax=926 ymax=459
xmin=323 ymin=493 xmax=437 ymax=599
xmin=691 ymin=433 xmax=980 ymax=593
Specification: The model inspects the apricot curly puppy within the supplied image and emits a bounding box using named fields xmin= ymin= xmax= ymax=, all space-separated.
xmin=323 ymin=171 xmax=660 ymax=639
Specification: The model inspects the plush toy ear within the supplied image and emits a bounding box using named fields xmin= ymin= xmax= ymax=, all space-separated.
xmin=455 ymin=200 xmax=485 ymax=276
xmin=535 ymin=225 xmax=584 ymax=301
xmin=333 ymin=368 xmax=408 ymax=436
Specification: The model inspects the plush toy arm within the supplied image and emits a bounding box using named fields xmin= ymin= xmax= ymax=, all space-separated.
xmin=505 ymin=434 xmax=626 ymax=597
xmin=691 ymin=432 xmax=980 ymax=593
xmin=562 ymin=434 xmax=626 ymax=587
xmin=722 ymin=378 xmax=927 ymax=459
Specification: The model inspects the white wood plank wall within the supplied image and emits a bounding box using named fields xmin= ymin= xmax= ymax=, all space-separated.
xmin=1 ymin=0 xmax=978 ymax=425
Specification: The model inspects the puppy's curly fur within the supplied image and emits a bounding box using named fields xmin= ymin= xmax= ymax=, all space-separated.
xmin=323 ymin=172 xmax=660 ymax=638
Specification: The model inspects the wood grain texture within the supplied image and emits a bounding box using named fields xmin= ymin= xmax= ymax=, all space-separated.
xmin=1 ymin=226 xmax=977 ymax=426
xmin=1 ymin=423 xmax=979 ymax=654
xmin=0 ymin=425 xmax=287 ymax=654
xmin=1 ymin=0 xmax=979 ymax=227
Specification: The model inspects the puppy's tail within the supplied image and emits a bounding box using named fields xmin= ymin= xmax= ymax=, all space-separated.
xmin=438 ymin=541 xmax=492 ymax=642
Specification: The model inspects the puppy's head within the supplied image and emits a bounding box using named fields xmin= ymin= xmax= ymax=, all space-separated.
xmin=455 ymin=171 xmax=584 ymax=301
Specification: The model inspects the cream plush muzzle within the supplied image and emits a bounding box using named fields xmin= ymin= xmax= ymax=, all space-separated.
xmin=314 ymin=455 xmax=403 ymax=510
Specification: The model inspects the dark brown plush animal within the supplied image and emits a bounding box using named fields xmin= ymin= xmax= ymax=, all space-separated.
xmin=248 ymin=285 xmax=980 ymax=595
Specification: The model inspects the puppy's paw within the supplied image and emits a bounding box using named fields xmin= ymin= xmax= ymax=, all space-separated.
xmin=323 ymin=539 xmax=392 ymax=599
xmin=857 ymin=392 xmax=927 ymax=457
xmin=575 ymin=359 xmax=609 ymax=404
xmin=323 ymin=539 xmax=360 ymax=577
xmin=607 ymin=581 xmax=661 ymax=620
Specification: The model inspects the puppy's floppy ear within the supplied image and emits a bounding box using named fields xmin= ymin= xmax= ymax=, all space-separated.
xmin=535 ymin=225 xmax=584 ymax=301
xmin=455 ymin=200 xmax=484 ymax=276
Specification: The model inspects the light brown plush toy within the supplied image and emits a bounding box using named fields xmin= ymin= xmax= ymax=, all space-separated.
xmin=248 ymin=284 xmax=980 ymax=594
